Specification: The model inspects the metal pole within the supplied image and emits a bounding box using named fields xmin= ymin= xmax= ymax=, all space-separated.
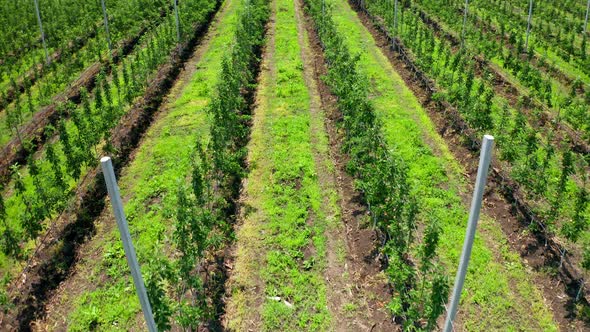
xmin=393 ymin=0 xmax=398 ymax=37
xmin=584 ymin=0 xmax=589 ymax=34
xmin=525 ymin=0 xmax=533 ymax=51
xmin=173 ymin=0 xmax=181 ymax=42
xmin=443 ymin=135 xmax=494 ymax=332
xmin=460 ymin=0 xmax=469 ymax=49
xmin=100 ymin=157 xmax=158 ymax=332
xmin=33 ymin=0 xmax=50 ymax=64
xmin=101 ymin=0 xmax=113 ymax=57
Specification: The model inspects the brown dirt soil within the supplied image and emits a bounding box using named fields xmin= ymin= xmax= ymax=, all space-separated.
xmin=349 ymin=2 xmax=590 ymax=330
xmin=0 ymin=5 xmax=221 ymax=330
xmin=296 ymin=0 xmax=397 ymax=330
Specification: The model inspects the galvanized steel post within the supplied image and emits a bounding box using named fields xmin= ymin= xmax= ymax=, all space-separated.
xmin=174 ymin=0 xmax=181 ymax=42
xmin=101 ymin=0 xmax=113 ymax=57
xmin=443 ymin=135 xmax=494 ymax=332
xmin=100 ymin=157 xmax=157 ymax=332
xmin=525 ymin=0 xmax=533 ymax=51
xmin=33 ymin=0 xmax=50 ymax=64
xmin=584 ymin=0 xmax=589 ymax=34
xmin=460 ymin=0 xmax=469 ymax=49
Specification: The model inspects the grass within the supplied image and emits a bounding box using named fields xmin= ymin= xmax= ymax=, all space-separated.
xmin=31 ymin=1 xmax=241 ymax=329
xmin=329 ymin=0 xmax=558 ymax=329
xmin=225 ymin=0 xmax=337 ymax=329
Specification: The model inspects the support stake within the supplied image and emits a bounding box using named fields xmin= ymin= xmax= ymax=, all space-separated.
xmin=393 ymin=0 xmax=398 ymax=48
xmin=584 ymin=0 xmax=589 ymax=34
xmin=525 ymin=0 xmax=533 ymax=51
xmin=174 ymin=0 xmax=181 ymax=43
xmin=460 ymin=0 xmax=469 ymax=49
xmin=393 ymin=0 xmax=398 ymax=32
xmin=100 ymin=157 xmax=157 ymax=332
xmin=443 ymin=135 xmax=494 ymax=332
xmin=101 ymin=0 xmax=113 ymax=57
xmin=33 ymin=0 xmax=49 ymax=64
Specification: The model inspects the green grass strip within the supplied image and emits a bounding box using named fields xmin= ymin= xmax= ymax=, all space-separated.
xmin=227 ymin=0 xmax=331 ymax=330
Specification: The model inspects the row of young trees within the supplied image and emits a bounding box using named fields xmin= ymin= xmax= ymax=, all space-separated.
xmin=142 ymin=0 xmax=270 ymax=329
xmin=0 ymin=0 xmax=168 ymax=77
xmin=305 ymin=0 xmax=448 ymax=329
xmin=0 ymin=7 xmax=198 ymax=260
xmin=363 ymin=0 xmax=590 ymax=275
xmin=414 ymin=0 xmax=590 ymax=138
xmin=0 ymin=0 xmax=173 ymax=133
xmin=474 ymin=0 xmax=590 ymax=77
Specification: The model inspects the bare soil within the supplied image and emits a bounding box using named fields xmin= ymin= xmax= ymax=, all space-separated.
xmin=298 ymin=0 xmax=405 ymax=330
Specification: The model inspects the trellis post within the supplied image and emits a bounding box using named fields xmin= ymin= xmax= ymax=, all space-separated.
xmin=101 ymin=0 xmax=113 ymax=57
xmin=393 ymin=0 xmax=398 ymax=47
xmin=584 ymin=0 xmax=589 ymax=34
xmin=525 ymin=0 xmax=533 ymax=51
xmin=100 ymin=157 xmax=157 ymax=332
xmin=460 ymin=0 xmax=469 ymax=49
xmin=173 ymin=0 xmax=181 ymax=43
xmin=33 ymin=0 xmax=50 ymax=64
xmin=443 ymin=135 xmax=494 ymax=332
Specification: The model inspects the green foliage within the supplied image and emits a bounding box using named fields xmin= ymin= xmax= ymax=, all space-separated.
xmin=305 ymin=0 xmax=448 ymax=329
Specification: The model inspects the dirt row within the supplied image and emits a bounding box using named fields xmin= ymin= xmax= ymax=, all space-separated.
xmin=0 ymin=7 xmax=173 ymax=187
xmin=0 ymin=4 xmax=220 ymax=329
xmin=350 ymin=1 xmax=589 ymax=330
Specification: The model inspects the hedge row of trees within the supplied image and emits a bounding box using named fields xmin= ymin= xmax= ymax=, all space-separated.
xmin=142 ymin=0 xmax=270 ymax=329
xmin=305 ymin=0 xmax=449 ymax=329
xmin=0 ymin=2 xmax=207 ymax=260
xmin=414 ymin=0 xmax=590 ymax=139
xmin=479 ymin=0 xmax=589 ymax=66
xmin=0 ymin=0 xmax=168 ymax=78
xmin=363 ymin=0 xmax=590 ymax=270
xmin=0 ymin=0 xmax=174 ymax=138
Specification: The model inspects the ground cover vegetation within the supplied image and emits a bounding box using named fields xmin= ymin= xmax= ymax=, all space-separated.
xmin=305 ymin=0 xmax=557 ymax=329
xmin=0 ymin=0 xmax=177 ymax=185
xmin=411 ymin=0 xmax=590 ymax=142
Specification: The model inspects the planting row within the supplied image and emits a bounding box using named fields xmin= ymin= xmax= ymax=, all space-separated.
xmin=305 ymin=0 xmax=555 ymax=329
xmin=362 ymin=0 xmax=590 ymax=282
xmin=0 ymin=0 xmax=168 ymax=89
xmin=31 ymin=0 xmax=269 ymax=329
xmin=412 ymin=0 xmax=590 ymax=141
xmin=0 ymin=0 xmax=218 ymax=293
